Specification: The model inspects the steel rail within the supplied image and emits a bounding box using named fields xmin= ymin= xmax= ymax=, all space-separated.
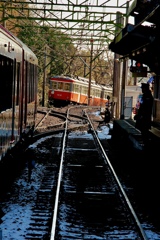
xmin=50 ymin=106 xmax=85 ymax=239
xmin=34 ymin=109 xmax=50 ymax=129
xmin=85 ymin=110 xmax=148 ymax=240
xmin=48 ymin=106 xmax=148 ymax=239
xmin=50 ymin=109 xmax=69 ymax=240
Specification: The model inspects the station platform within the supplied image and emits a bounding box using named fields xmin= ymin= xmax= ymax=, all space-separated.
xmin=111 ymin=118 xmax=160 ymax=152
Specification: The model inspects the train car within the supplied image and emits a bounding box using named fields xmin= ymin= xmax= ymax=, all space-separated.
xmin=48 ymin=75 xmax=112 ymax=107
xmin=0 ymin=25 xmax=38 ymax=161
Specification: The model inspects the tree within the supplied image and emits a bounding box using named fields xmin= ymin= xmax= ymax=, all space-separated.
xmin=1 ymin=2 xmax=114 ymax=103
xmin=18 ymin=23 xmax=76 ymax=104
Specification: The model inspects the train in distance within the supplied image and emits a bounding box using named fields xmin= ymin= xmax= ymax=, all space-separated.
xmin=48 ymin=75 xmax=113 ymax=107
xmin=0 ymin=24 xmax=38 ymax=161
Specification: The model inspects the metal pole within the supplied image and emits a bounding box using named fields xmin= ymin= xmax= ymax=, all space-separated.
xmin=42 ymin=46 xmax=47 ymax=107
xmin=2 ymin=3 xmax=6 ymax=28
xmin=84 ymin=58 xmax=86 ymax=77
xmin=120 ymin=1 xmax=129 ymax=119
xmin=113 ymin=12 xmax=124 ymax=119
xmin=88 ymin=39 xmax=93 ymax=106
xmin=120 ymin=60 xmax=127 ymax=119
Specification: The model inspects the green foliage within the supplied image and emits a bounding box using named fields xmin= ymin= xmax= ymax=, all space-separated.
xmin=17 ymin=23 xmax=76 ymax=103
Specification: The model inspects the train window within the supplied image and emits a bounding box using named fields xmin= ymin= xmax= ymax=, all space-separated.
xmin=64 ymin=83 xmax=70 ymax=91
xmin=95 ymin=89 xmax=100 ymax=97
xmin=0 ymin=57 xmax=13 ymax=112
xmin=82 ymin=86 xmax=88 ymax=95
xmin=52 ymin=82 xmax=57 ymax=90
xmin=74 ymin=84 xmax=80 ymax=93
xmin=27 ymin=62 xmax=34 ymax=103
xmin=58 ymin=82 xmax=63 ymax=90
xmin=91 ymin=89 xmax=93 ymax=96
xmin=81 ymin=86 xmax=84 ymax=94
xmin=16 ymin=63 xmax=20 ymax=105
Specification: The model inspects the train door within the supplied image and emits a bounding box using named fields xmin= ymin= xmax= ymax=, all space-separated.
xmin=19 ymin=49 xmax=25 ymax=135
xmin=14 ymin=61 xmax=21 ymax=141
xmin=73 ymin=84 xmax=80 ymax=103
xmin=27 ymin=62 xmax=37 ymax=126
xmin=0 ymin=56 xmax=13 ymax=111
xmin=11 ymin=58 xmax=17 ymax=142
xmin=24 ymin=60 xmax=29 ymax=127
xmin=9 ymin=58 xmax=21 ymax=144
xmin=77 ymin=85 xmax=81 ymax=103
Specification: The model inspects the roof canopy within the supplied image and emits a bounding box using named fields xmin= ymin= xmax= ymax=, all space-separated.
xmin=109 ymin=1 xmax=160 ymax=75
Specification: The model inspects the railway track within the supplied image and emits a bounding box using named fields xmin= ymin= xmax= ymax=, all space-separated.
xmin=25 ymin=106 xmax=147 ymax=239
xmin=34 ymin=106 xmax=101 ymax=134
xmin=1 ymin=106 xmax=159 ymax=239
xmin=50 ymin=109 xmax=147 ymax=240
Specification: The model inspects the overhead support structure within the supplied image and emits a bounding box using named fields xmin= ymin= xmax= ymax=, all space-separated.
xmin=0 ymin=0 xmax=128 ymax=48
xmin=0 ymin=0 xmax=130 ymax=108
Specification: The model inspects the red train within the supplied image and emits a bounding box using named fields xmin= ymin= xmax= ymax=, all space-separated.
xmin=0 ymin=25 xmax=38 ymax=160
xmin=48 ymin=75 xmax=112 ymax=107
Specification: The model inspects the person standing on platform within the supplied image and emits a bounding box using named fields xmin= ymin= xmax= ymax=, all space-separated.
xmin=134 ymin=83 xmax=153 ymax=146
xmin=104 ymin=107 xmax=111 ymax=124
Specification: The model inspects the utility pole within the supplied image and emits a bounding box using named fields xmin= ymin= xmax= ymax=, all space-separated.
xmin=113 ymin=54 xmax=120 ymax=118
xmin=113 ymin=12 xmax=124 ymax=119
xmin=42 ymin=45 xmax=47 ymax=107
xmin=2 ymin=3 xmax=6 ymax=28
xmin=84 ymin=58 xmax=86 ymax=77
xmin=88 ymin=38 xmax=94 ymax=106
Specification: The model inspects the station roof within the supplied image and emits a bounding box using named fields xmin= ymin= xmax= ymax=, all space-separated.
xmin=108 ymin=2 xmax=160 ymax=75
xmin=109 ymin=24 xmax=155 ymax=56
